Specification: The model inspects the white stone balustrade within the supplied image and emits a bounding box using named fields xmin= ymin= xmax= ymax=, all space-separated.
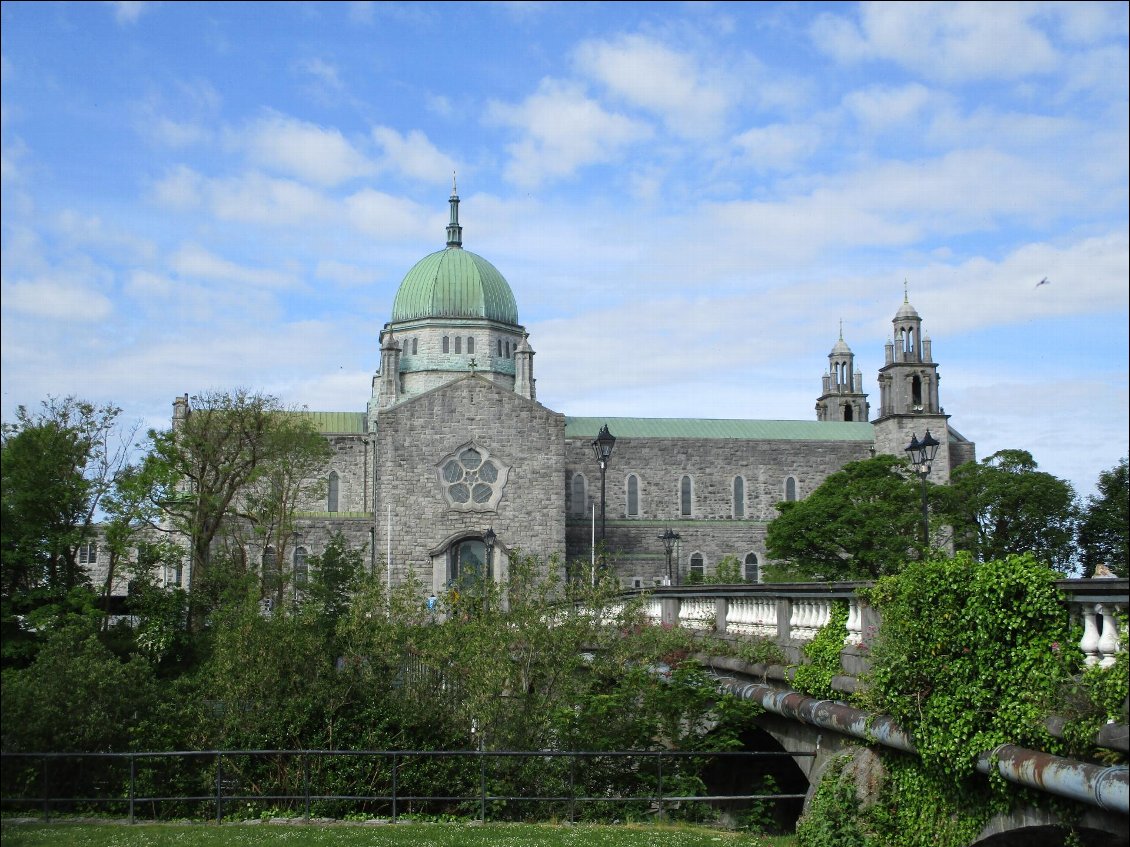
xmin=602 ymin=576 xmax=1125 ymax=669
xmin=677 ymin=596 xmax=715 ymax=632
xmin=1079 ymin=603 xmax=1125 ymax=668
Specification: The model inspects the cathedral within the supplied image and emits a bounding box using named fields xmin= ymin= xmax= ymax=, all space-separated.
xmin=165 ymin=184 xmax=976 ymax=596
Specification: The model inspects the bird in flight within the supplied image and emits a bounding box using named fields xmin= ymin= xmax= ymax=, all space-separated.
xmin=1035 ymin=277 xmax=1050 ymax=288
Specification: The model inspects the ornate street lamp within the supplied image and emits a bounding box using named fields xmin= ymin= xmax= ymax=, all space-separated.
xmin=905 ymin=430 xmax=941 ymax=548
xmin=659 ymin=528 xmax=681 ymax=586
xmin=482 ymin=526 xmax=496 ymax=615
xmin=591 ymin=424 xmax=616 ymax=550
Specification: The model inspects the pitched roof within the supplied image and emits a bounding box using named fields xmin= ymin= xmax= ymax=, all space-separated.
xmin=563 ymin=417 xmax=875 ymax=442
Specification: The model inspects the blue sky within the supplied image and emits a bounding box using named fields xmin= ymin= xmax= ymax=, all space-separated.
xmin=2 ymin=1 xmax=1127 ymax=497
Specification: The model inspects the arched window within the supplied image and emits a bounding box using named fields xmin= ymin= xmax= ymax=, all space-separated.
xmin=294 ymin=547 xmax=308 ymax=588
xmin=785 ymin=476 xmax=797 ymax=502
xmin=570 ymin=473 xmax=587 ymax=517
xmin=442 ymin=336 xmax=450 ymax=353
xmin=454 ymin=336 xmax=462 ymax=354
xmin=626 ymin=474 xmax=640 ymax=518
xmin=467 ymin=336 xmax=474 ymax=354
xmin=689 ymin=553 xmax=705 ymax=583
xmin=680 ymin=475 xmax=693 ymax=517
xmin=411 ymin=337 xmax=418 ymax=355
xmin=327 ymin=471 xmax=339 ymax=513
xmin=732 ymin=476 xmax=745 ymax=518
xmin=911 ymin=375 xmax=923 ymax=407
xmin=744 ymin=553 xmax=760 ymax=583
xmin=451 ymin=538 xmax=489 ymax=590
xmin=844 ymin=404 xmax=853 ymax=421
xmin=497 ymin=338 xmax=503 ymax=356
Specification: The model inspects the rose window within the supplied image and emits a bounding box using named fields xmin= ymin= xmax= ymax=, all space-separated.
xmin=436 ymin=443 xmax=509 ymax=511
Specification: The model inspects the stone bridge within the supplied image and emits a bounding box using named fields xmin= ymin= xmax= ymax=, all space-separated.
xmin=610 ymin=577 xmax=1128 ymax=845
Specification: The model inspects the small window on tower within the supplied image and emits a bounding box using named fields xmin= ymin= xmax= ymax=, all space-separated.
xmin=467 ymin=336 xmax=474 ymax=354
xmin=454 ymin=337 xmax=462 ymax=354
xmin=412 ymin=338 xmax=418 ymax=355
xmin=442 ymin=336 xmax=450 ymax=353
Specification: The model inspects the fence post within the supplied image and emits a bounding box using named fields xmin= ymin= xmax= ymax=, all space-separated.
xmin=303 ymin=752 xmax=310 ymax=821
xmin=479 ymin=750 xmax=487 ymax=824
xmin=391 ymin=753 xmax=398 ymax=824
xmin=215 ymin=753 xmax=223 ymax=825
xmin=41 ymin=757 xmax=49 ymax=823
xmin=656 ymin=752 xmax=664 ymax=820
xmin=568 ymin=753 xmax=575 ymax=824
xmin=129 ymin=755 xmax=136 ymax=825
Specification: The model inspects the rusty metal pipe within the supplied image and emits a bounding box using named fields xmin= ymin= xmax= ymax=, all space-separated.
xmin=978 ymin=744 xmax=1128 ymax=814
xmin=713 ymin=674 xmax=1129 ymax=814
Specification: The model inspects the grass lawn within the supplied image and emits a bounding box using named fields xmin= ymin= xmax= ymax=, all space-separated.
xmin=2 ymin=821 xmax=796 ymax=846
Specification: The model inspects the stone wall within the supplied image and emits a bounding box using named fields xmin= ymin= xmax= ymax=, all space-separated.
xmin=563 ymin=436 xmax=874 ymax=581
xmin=373 ymin=374 xmax=566 ymax=590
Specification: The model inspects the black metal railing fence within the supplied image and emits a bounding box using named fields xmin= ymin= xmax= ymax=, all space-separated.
xmin=2 ymin=748 xmax=811 ymax=825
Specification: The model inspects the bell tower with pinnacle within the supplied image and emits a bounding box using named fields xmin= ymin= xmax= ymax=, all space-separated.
xmin=872 ymin=285 xmax=952 ymax=481
xmin=816 ymin=322 xmax=870 ymax=422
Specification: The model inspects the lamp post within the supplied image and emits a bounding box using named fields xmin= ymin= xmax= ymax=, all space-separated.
xmin=482 ymin=527 xmax=496 ymax=616
xmin=659 ymin=528 xmax=680 ymax=586
xmin=904 ymin=430 xmax=941 ymax=549
xmin=591 ymin=424 xmax=616 ymax=552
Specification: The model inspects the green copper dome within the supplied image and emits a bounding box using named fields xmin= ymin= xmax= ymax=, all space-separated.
xmin=391 ymin=247 xmax=519 ymax=324
xmin=391 ymin=181 xmax=520 ymax=325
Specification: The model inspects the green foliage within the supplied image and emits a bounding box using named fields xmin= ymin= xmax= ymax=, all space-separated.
xmin=765 ymin=455 xmax=923 ymax=580
xmin=1078 ymin=457 xmax=1129 ymax=577
xmin=939 ymin=450 xmax=1080 ymax=573
xmin=795 ymin=755 xmax=869 ymax=847
xmin=706 ymin=555 xmax=744 ymax=584
xmin=0 ymin=622 xmax=158 ymax=753
xmin=865 ymin=552 xmax=1069 ymax=777
xmin=2 ymin=398 xmax=132 ymax=667
xmin=798 ymin=552 xmax=1127 ymax=846
xmin=137 ymin=390 xmax=326 ymax=630
xmin=791 ymin=602 xmax=848 ymax=701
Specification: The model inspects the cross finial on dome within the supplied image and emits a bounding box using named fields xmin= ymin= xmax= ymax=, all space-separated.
xmin=446 ymin=174 xmax=463 ymax=249
xmin=839 ymin=319 xmax=843 ymax=340
xmin=904 ymin=279 xmax=909 ymax=302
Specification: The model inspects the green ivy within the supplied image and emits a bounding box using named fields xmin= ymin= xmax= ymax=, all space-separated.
xmin=798 ymin=552 xmax=1125 ymax=846
xmin=792 ymin=601 xmax=848 ymax=701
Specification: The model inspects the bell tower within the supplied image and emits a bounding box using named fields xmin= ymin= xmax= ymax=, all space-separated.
xmin=816 ymin=323 xmax=869 ymax=422
xmin=872 ymin=286 xmax=951 ymax=480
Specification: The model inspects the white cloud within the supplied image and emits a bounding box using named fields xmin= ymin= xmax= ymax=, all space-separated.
xmin=573 ymin=34 xmax=733 ymax=138
xmin=811 ymin=2 xmax=1060 ymax=81
xmin=170 ymin=244 xmax=299 ymax=290
xmin=732 ymin=122 xmax=823 ymax=172
xmin=842 ymin=83 xmax=934 ymax=132
xmin=3 ymin=275 xmax=114 ymax=321
xmin=487 ymin=79 xmax=652 ymax=188
xmin=295 ymin=58 xmax=344 ymax=91
xmin=105 ymin=1 xmax=149 ymax=26
xmin=343 ymin=189 xmax=431 ymax=241
xmin=237 ymin=112 xmax=375 ymax=186
xmin=371 ymin=126 xmax=458 ymax=183
xmin=151 ymin=165 xmax=204 ymax=210
xmin=205 ymin=172 xmax=339 ymax=226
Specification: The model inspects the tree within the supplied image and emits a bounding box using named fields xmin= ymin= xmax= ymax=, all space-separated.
xmin=136 ymin=390 xmax=326 ymax=629
xmin=938 ymin=449 xmax=1079 ymax=573
xmin=1 ymin=398 xmax=133 ymax=665
xmin=765 ymin=455 xmax=924 ymax=580
xmin=1078 ymin=458 xmax=1129 ymax=578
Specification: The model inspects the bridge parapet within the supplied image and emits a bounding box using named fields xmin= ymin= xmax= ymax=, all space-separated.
xmin=618 ymin=577 xmax=1127 ymax=669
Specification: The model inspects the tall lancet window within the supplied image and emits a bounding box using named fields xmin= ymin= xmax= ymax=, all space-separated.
xmin=327 ymin=471 xmax=339 ymax=513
